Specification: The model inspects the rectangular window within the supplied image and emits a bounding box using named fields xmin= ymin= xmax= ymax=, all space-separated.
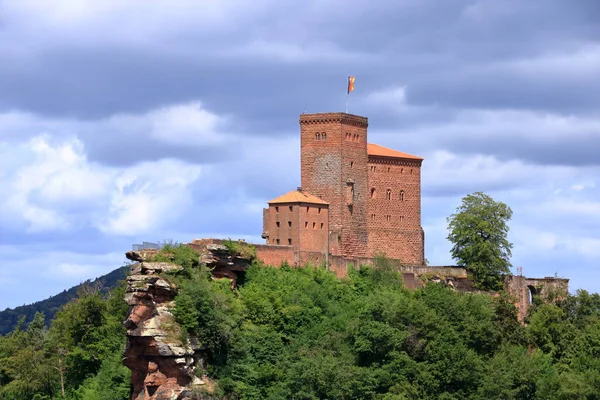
xmin=313 ymin=222 xmax=316 ymax=229
xmin=318 ymin=208 xmax=321 ymax=214
xmin=276 ymin=239 xmax=280 ymax=244
xmin=275 ymin=206 xmax=279 ymax=213
xmin=320 ymin=223 xmax=324 ymax=229
xmin=288 ymin=239 xmax=292 ymax=245
xmin=288 ymin=221 xmax=292 ymax=227
xmin=305 ymin=221 xmax=308 ymax=228
xmin=276 ymin=222 xmax=280 ymax=228
xmin=306 ymin=207 xmax=309 ymax=212
xmin=289 ymin=206 xmax=293 ymax=212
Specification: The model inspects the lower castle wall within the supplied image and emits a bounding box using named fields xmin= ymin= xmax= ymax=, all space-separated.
xmin=254 ymin=245 xmax=296 ymax=267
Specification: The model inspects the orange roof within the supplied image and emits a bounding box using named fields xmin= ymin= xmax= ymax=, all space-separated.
xmin=367 ymin=143 xmax=423 ymax=160
xmin=268 ymin=190 xmax=329 ymax=205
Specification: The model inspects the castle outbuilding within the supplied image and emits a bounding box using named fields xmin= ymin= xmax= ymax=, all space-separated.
xmin=262 ymin=112 xmax=425 ymax=266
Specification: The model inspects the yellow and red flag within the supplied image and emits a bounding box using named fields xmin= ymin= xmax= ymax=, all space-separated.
xmin=347 ymin=76 xmax=355 ymax=94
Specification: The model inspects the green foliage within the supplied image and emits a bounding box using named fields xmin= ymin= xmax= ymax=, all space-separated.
xmin=3 ymin=257 xmax=600 ymax=399
xmin=0 ymin=278 xmax=130 ymax=400
xmin=447 ymin=191 xmax=514 ymax=290
xmin=223 ymin=239 xmax=257 ymax=260
xmin=149 ymin=242 xmax=201 ymax=274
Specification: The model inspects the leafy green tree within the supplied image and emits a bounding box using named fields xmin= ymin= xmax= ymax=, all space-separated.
xmin=447 ymin=192 xmax=514 ymax=290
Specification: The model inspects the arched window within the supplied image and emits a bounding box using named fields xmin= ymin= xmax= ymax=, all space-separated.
xmin=370 ymin=188 xmax=376 ymax=198
xmin=315 ymin=133 xmax=321 ymax=140
xmin=386 ymin=189 xmax=391 ymax=200
xmin=399 ymin=190 xmax=405 ymax=201
xmin=322 ymin=132 xmax=327 ymax=140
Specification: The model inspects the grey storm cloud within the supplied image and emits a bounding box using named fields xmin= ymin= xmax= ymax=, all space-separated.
xmin=0 ymin=0 xmax=599 ymax=169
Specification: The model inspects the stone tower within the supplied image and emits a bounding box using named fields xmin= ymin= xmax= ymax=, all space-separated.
xmin=299 ymin=112 xmax=369 ymax=258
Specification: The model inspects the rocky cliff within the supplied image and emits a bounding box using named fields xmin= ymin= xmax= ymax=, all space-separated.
xmin=122 ymin=243 xmax=252 ymax=400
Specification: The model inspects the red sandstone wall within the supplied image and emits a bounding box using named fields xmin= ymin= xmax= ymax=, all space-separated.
xmin=367 ymin=157 xmax=424 ymax=265
xmin=297 ymin=204 xmax=329 ymax=253
xmin=298 ymin=251 xmax=327 ymax=267
xmin=263 ymin=203 xmax=300 ymax=246
xmin=300 ymin=113 xmax=369 ymax=258
xmin=255 ymin=244 xmax=295 ymax=267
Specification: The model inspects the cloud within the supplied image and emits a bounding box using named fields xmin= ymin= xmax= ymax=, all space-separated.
xmin=1 ymin=0 xmax=600 ymax=308
xmin=99 ymin=159 xmax=202 ymax=236
xmin=0 ymin=132 xmax=203 ymax=236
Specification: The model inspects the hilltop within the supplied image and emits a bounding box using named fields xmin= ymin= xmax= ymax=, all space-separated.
xmin=0 ymin=265 xmax=128 ymax=335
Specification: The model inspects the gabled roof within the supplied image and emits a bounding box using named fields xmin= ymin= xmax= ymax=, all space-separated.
xmin=267 ymin=190 xmax=329 ymax=205
xmin=367 ymin=143 xmax=423 ymax=160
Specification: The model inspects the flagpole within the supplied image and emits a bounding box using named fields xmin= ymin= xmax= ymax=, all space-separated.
xmin=346 ymin=92 xmax=349 ymax=113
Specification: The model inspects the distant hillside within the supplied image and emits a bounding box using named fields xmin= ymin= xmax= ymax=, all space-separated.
xmin=0 ymin=266 xmax=129 ymax=335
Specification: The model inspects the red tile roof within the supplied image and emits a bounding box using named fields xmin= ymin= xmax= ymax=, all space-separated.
xmin=367 ymin=143 xmax=423 ymax=160
xmin=267 ymin=190 xmax=329 ymax=205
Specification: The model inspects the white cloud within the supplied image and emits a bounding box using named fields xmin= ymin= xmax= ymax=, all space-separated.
xmin=2 ymin=135 xmax=107 ymax=232
xmin=99 ymin=159 xmax=202 ymax=236
xmin=0 ymin=102 xmax=216 ymax=235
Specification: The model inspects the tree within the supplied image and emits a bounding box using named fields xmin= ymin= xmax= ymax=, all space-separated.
xmin=447 ymin=192 xmax=513 ymax=290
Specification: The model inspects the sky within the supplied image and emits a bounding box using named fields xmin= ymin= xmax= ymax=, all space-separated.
xmin=0 ymin=0 xmax=599 ymax=309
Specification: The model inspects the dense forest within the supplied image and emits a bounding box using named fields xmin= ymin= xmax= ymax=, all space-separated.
xmin=0 ymin=266 xmax=128 ymax=336
xmin=1 ymin=253 xmax=599 ymax=399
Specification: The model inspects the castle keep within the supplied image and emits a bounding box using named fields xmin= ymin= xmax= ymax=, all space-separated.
xmin=261 ymin=112 xmax=424 ymax=266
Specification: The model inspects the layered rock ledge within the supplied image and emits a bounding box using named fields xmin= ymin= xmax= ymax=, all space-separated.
xmin=122 ymin=244 xmax=252 ymax=400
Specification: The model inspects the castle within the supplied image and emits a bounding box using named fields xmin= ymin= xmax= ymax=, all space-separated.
xmin=170 ymin=110 xmax=568 ymax=319
xmin=261 ymin=112 xmax=424 ymax=267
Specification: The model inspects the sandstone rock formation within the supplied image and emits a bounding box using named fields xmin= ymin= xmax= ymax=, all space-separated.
xmin=123 ymin=244 xmax=252 ymax=400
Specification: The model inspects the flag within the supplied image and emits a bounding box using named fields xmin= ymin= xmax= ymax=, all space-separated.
xmin=347 ymin=76 xmax=355 ymax=94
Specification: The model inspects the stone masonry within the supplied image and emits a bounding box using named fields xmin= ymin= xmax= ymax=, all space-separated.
xmin=262 ymin=111 xmax=424 ymax=266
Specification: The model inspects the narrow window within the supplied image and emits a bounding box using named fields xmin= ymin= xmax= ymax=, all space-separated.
xmin=350 ymin=161 xmax=354 ymax=168
xmin=288 ymin=221 xmax=292 ymax=227
xmin=276 ymin=222 xmax=280 ymax=228
xmin=315 ymin=133 xmax=321 ymax=140
xmin=401 ymin=168 xmax=404 ymax=174
xmin=320 ymin=223 xmax=324 ymax=229
xmin=306 ymin=206 xmax=309 ymax=212
xmin=387 ymin=167 xmax=390 ymax=173
xmin=318 ymin=208 xmax=321 ymax=214
xmin=356 ymin=134 xmax=360 ymax=142
xmin=275 ymin=206 xmax=279 ymax=213
xmin=276 ymin=239 xmax=280 ymax=244
xmin=288 ymin=238 xmax=292 ymax=245
xmin=322 ymin=132 xmax=327 ymax=140
xmin=399 ymin=190 xmax=405 ymax=201
xmin=313 ymin=222 xmax=316 ymax=229
xmin=305 ymin=221 xmax=308 ymax=228
xmin=400 ymin=216 xmax=404 ymax=223
xmin=289 ymin=206 xmax=293 ymax=212
xmin=371 ymin=213 xmax=375 ymax=220
xmin=386 ymin=189 xmax=391 ymax=200
xmin=386 ymin=215 xmax=391 ymax=222
xmin=410 ymin=169 xmax=413 ymax=174
xmin=370 ymin=188 xmax=376 ymax=198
